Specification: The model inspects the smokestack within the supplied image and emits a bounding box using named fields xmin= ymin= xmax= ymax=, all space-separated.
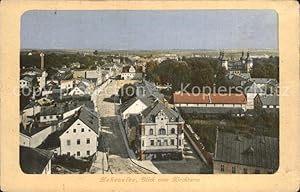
xmin=40 ymin=52 xmax=45 ymax=71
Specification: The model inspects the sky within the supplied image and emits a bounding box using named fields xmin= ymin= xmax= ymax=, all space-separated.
xmin=21 ymin=10 xmax=278 ymax=50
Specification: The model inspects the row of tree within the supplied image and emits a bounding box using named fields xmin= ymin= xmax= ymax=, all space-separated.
xmin=145 ymin=57 xmax=225 ymax=92
xmin=251 ymin=56 xmax=279 ymax=80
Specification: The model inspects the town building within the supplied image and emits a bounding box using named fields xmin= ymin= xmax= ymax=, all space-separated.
xmin=20 ymin=122 xmax=58 ymax=148
xmin=225 ymin=73 xmax=251 ymax=87
xmin=39 ymin=98 xmax=94 ymax=124
xmin=38 ymin=106 xmax=99 ymax=158
xmin=136 ymin=100 xmax=185 ymax=160
xmin=219 ymin=51 xmax=253 ymax=74
xmin=254 ymin=95 xmax=279 ymax=111
xmin=119 ymin=95 xmax=156 ymax=120
xmin=213 ymin=130 xmax=279 ymax=174
xmin=121 ymin=65 xmax=143 ymax=80
xmin=173 ymin=92 xmax=247 ymax=113
xmin=242 ymin=81 xmax=264 ymax=109
xmin=20 ymin=76 xmax=35 ymax=89
xmin=20 ymin=146 xmax=54 ymax=174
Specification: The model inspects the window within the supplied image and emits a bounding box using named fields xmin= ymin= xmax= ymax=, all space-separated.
xmin=150 ymin=140 xmax=154 ymax=146
xmin=81 ymin=128 xmax=84 ymax=132
xmin=158 ymin=128 xmax=166 ymax=135
xmin=86 ymin=138 xmax=90 ymax=144
xmin=66 ymin=131 xmax=69 ymax=133
xmin=220 ymin=164 xmax=225 ymax=172
xmin=178 ymin=140 xmax=181 ymax=146
xmin=77 ymin=151 xmax=80 ymax=156
xmin=87 ymin=151 xmax=90 ymax=156
xmin=171 ymin=128 xmax=175 ymax=134
xmin=243 ymin=168 xmax=248 ymax=174
xmin=67 ymin=152 xmax=70 ymax=156
xmin=67 ymin=140 xmax=71 ymax=146
xmin=232 ymin=166 xmax=236 ymax=173
xmin=157 ymin=140 xmax=161 ymax=146
xmin=43 ymin=116 xmax=46 ymax=119
xmin=171 ymin=139 xmax=175 ymax=145
xmin=73 ymin=129 xmax=76 ymax=133
xmin=164 ymin=140 xmax=168 ymax=146
xmin=77 ymin=139 xmax=80 ymax=145
xmin=142 ymin=140 xmax=144 ymax=146
xmin=49 ymin=115 xmax=53 ymax=119
xmin=161 ymin=118 xmax=163 ymax=120
xmin=149 ymin=129 xmax=153 ymax=135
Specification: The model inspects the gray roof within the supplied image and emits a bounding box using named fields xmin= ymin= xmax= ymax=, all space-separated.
xmin=178 ymin=107 xmax=245 ymax=115
xmin=243 ymin=81 xmax=264 ymax=93
xmin=40 ymin=99 xmax=94 ymax=116
xmin=251 ymin=78 xmax=278 ymax=85
xmin=257 ymin=95 xmax=279 ymax=106
xmin=20 ymin=146 xmax=53 ymax=174
xmin=22 ymin=76 xmax=35 ymax=82
xmin=141 ymin=100 xmax=183 ymax=123
xmin=38 ymin=106 xmax=99 ymax=150
xmin=214 ymin=130 xmax=279 ymax=170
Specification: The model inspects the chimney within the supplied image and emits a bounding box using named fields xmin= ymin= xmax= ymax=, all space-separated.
xmin=40 ymin=52 xmax=45 ymax=71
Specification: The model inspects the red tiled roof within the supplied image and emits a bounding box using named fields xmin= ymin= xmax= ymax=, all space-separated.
xmin=210 ymin=93 xmax=247 ymax=104
xmin=173 ymin=92 xmax=246 ymax=104
xmin=173 ymin=92 xmax=210 ymax=104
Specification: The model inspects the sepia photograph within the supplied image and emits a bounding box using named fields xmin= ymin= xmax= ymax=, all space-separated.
xmin=19 ymin=10 xmax=279 ymax=174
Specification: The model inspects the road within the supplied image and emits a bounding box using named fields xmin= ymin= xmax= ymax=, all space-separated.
xmin=91 ymin=80 xmax=154 ymax=174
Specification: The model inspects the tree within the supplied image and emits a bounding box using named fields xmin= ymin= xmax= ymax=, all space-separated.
xmin=93 ymin=50 xmax=98 ymax=55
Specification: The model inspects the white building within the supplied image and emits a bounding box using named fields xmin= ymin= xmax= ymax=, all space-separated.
xmin=39 ymin=106 xmax=99 ymax=158
xmin=119 ymin=96 xmax=156 ymax=120
xmin=137 ymin=100 xmax=185 ymax=160
xmin=121 ymin=65 xmax=143 ymax=80
xmin=20 ymin=123 xmax=58 ymax=148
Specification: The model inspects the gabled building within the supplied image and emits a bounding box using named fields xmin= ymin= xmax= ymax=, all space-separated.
xmin=219 ymin=51 xmax=253 ymax=74
xmin=20 ymin=122 xmax=58 ymax=148
xmin=38 ymin=106 xmax=99 ymax=158
xmin=20 ymin=146 xmax=54 ymax=174
xmin=136 ymin=100 xmax=185 ymax=160
xmin=254 ymin=95 xmax=279 ymax=111
xmin=39 ymin=99 xmax=94 ymax=124
xmin=119 ymin=95 xmax=157 ymax=120
xmin=213 ymin=130 xmax=279 ymax=174
xmin=121 ymin=65 xmax=143 ymax=80
xmin=243 ymin=81 xmax=264 ymax=109
xmin=173 ymin=92 xmax=247 ymax=111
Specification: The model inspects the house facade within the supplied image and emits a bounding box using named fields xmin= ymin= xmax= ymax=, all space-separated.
xmin=137 ymin=101 xmax=185 ymax=160
xmin=121 ymin=65 xmax=143 ymax=80
xmin=173 ymin=92 xmax=247 ymax=111
xmin=39 ymin=107 xmax=99 ymax=158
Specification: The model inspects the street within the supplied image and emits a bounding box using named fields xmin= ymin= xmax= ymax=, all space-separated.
xmin=91 ymin=80 xmax=155 ymax=174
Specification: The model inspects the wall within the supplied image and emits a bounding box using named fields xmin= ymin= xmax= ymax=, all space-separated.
xmin=213 ymin=160 xmax=275 ymax=174
xmin=59 ymin=119 xmax=98 ymax=158
xmin=140 ymin=112 xmax=184 ymax=152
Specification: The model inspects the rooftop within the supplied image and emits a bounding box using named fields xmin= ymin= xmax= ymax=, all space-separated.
xmin=214 ymin=130 xmax=279 ymax=170
xmin=20 ymin=146 xmax=53 ymax=174
xmin=173 ymin=92 xmax=247 ymax=104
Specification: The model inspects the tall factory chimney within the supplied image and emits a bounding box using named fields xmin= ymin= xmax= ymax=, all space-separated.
xmin=40 ymin=52 xmax=45 ymax=71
